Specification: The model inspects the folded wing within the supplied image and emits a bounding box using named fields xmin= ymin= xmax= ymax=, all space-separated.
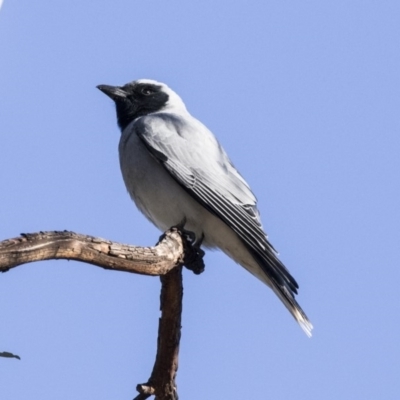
xmin=134 ymin=113 xmax=312 ymax=336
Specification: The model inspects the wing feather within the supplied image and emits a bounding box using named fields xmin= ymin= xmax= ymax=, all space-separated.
xmin=135 ymin=114 xmax=298 ymax=289
xmin=134 ymin=113 xmax=313 ymax=336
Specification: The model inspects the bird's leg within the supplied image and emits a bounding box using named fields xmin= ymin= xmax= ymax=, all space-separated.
xmin=194 ymin=232 xmax=205 ymax=248
xmin=180 ymin=230 xmax=205 ymax=275
xmin=186 ymin=233 xmax=205 ymax=275
xmin=157 ymin=217 xmax=191 ymax=243
xmin=158 ymin=220 xmax=205 ymax=275
xmin=175 ymin=217 xmax=197 ymax=243
xmin=175 ymin=216 xmax=187 ymax=230
xmin=166 ymin=221 xmax=205 ymax=275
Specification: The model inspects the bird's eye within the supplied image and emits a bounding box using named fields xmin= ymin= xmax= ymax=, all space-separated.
xmin=141 ymin=87 xmax=154 ymax=96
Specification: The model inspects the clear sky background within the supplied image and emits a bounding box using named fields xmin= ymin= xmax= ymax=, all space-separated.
xmin=1 ymin=1 xmax=399 ymax=399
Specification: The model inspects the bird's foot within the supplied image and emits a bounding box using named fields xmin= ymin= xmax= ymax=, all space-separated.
xmin=172 ymin=223 xmax=205 ymax=275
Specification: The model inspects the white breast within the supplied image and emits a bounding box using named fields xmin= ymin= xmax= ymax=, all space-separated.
xmin=119 ymin=126 xmax=206 ymax=236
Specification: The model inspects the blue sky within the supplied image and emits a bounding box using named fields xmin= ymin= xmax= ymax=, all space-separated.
xmin=1 ymin=1 xmax=400 ymax=399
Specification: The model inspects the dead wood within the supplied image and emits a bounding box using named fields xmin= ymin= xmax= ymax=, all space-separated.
xmin=0 ymin=228 xmax=205 ymax=400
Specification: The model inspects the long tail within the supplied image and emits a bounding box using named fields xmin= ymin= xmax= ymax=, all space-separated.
xmin=269 ymin=281 xmax=313 ymax=337
xmin=247 ymin=248 xmax=313 ymax=337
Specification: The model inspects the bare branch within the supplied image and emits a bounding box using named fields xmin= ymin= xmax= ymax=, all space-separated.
xmin=0 ymin=229 xmax=185 ymax=275
xmin=135 ymin=266 xmax=183 ymax=400
xmin=1 ymin=228 xmax=205 ymax=399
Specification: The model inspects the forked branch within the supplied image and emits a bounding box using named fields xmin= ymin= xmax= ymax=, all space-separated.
xmin=0 ymin=228 xmax=204 ymax=400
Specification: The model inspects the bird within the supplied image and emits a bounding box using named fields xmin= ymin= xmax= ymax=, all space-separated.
xmin=97 ymin=79 xmax=313 ymax=336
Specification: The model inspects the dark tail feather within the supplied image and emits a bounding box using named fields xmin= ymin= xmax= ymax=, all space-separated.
xmin=248 ymin=247 xmax=313 ymax=337
xmin=270 ymin=281 xmax=313 ymax=337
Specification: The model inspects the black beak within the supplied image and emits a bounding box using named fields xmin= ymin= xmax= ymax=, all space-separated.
xmin=97 ymin=84 xmax=127 ymax=101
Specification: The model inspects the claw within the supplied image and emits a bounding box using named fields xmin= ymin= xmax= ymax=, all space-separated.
xmin=164 ymin=223 xmax=206 ymax=275
xmin=184 ymin=229 xmax=196 ymax=243
xmin=182 ymin=231 xmax=205 ymax=275
xmin=195 ymin=233 xmax=205 ymax=248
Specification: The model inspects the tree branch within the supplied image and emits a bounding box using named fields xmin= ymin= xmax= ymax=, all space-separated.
xmin=135 ymin=266 xmax=183 ymax=400
xmin=0 ymin=229 xmax=185 ymax=275
xmin=0 ymin=228 xmax=205 ymax=400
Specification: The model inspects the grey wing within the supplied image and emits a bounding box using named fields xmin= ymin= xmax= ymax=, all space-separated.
xmin=134 ymin=113 xmax=299 ymax=294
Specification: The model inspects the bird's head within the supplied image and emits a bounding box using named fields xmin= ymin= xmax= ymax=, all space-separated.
xmin=97 ymin=79 xmax=186 ymax=131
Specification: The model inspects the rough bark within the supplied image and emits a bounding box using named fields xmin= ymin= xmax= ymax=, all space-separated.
xmin=0 ymin=229 xmax=185 ymax=275
xmin=0 ymin=228 xmax=204 ymax=400
xmin=135 ymin=266 xmax=183 ymax=400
